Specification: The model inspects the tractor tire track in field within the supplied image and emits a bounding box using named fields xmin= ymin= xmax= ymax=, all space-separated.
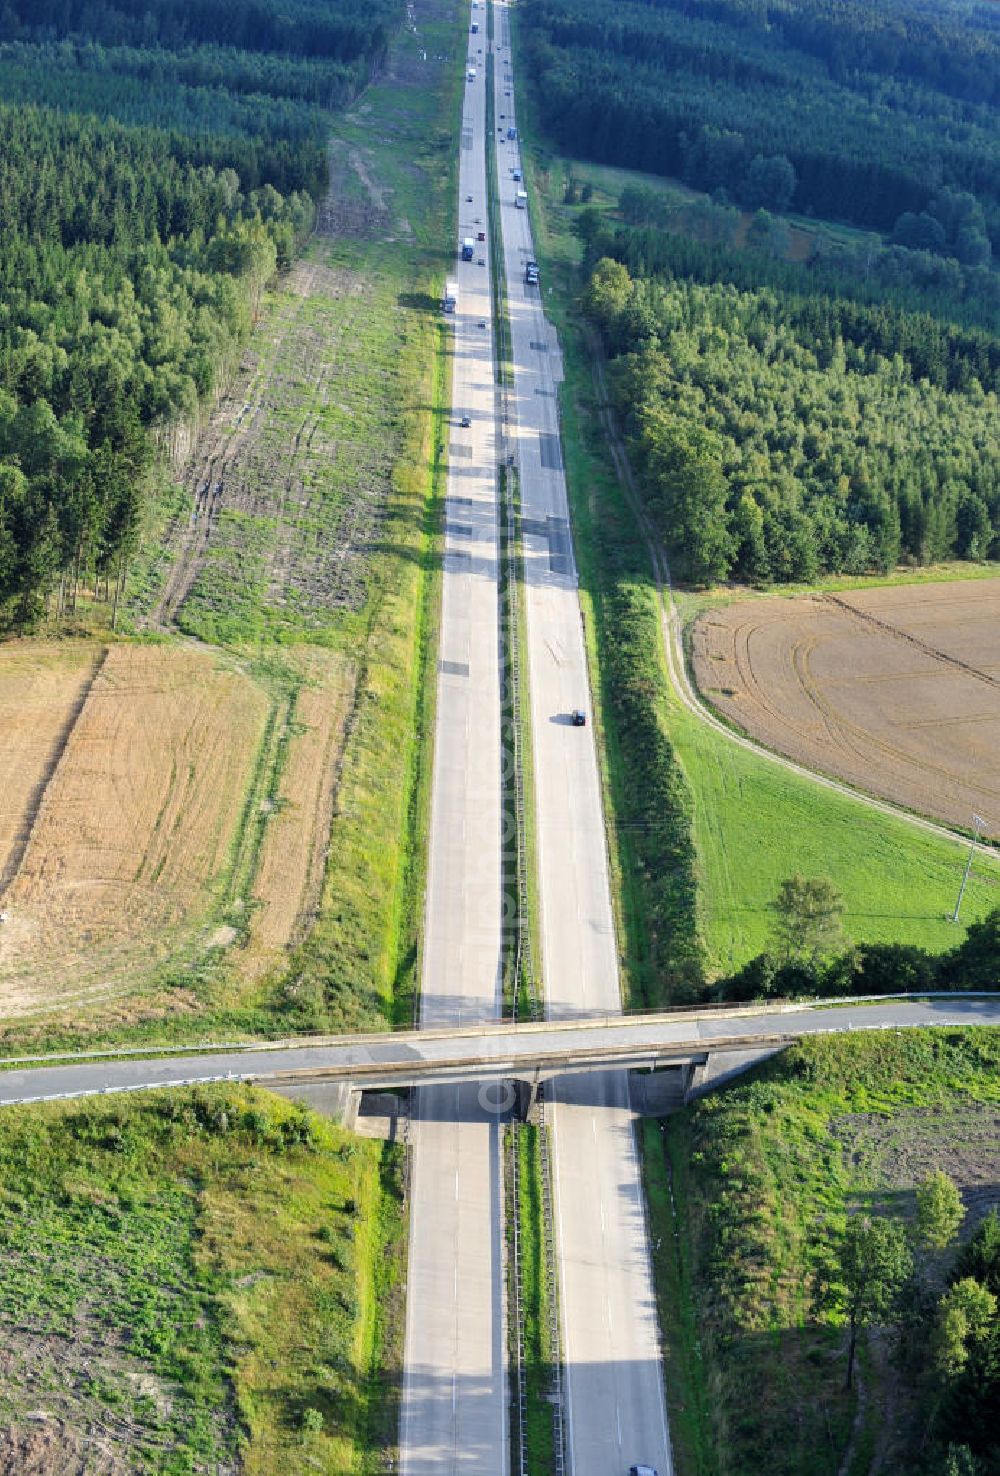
xmin=583 ymin=322 xmax=979 ymax=853
xmin=787 ymin=615 xmax=1000 ymax=811
xmin=149 ymin=284 xmax=301 ymax=631
xmin=0 ymin=647 xmax=109 ymax=899
xmin=824 ymin=591 xmax=1000 ymax=693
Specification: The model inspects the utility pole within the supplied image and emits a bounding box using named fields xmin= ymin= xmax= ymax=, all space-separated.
xmin=951 ymin=814 xmax=985 ymax=923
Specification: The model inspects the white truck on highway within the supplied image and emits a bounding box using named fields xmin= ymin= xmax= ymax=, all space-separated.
xmin=466 ymin=65 xmax=476 ymax=81
xmin=443 ymin=280 xmax=458 ymax=313
xmin=515 ymin=189 xmax=527 ymax=209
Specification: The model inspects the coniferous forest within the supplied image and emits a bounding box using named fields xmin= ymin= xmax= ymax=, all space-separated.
xmin=521 ymin=0 xmax=1000 ymax=582
xmin=585 ymin=257 xmax=1000 ymax=582
xmin=0 ymin=0 xmax=399 ymax=627
xmin=521 ymin=0 xmax=1000 ymax=251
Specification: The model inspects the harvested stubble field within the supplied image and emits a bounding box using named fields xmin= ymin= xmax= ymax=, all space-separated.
xmin=0 ymin=641 xmax=105 ymax=894
xmin=0 ymin=643 xmax=270 ymax=1017
xmin=692 ymin=579 xmax=1000 ymax=837
xmin=0 ymin=640 xmax=358 ymax=1021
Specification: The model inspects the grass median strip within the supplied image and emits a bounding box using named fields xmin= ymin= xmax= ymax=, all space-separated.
xmin=489 ymin=9 xmax=560 ymax=1469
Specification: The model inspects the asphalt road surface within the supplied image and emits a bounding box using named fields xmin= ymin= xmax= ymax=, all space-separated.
xmin=491 ymin=6 xmax=673 ymax=1472
xmin=2 ymin=999 xmax=998 ymax=1104
xmin=398 ymin=9 xmax=507 ymax=1470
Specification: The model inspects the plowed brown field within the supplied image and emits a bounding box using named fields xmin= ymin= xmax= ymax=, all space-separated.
xmin=0 ymin=643 xmax=270 ymax=1016
xmin=692 ymin=579 xmax=1000 ymax=837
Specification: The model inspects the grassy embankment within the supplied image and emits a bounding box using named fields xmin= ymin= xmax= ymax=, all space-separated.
xmin=640 ymin=1029 xmax=1000 ymax=1476
xmin=0 ymin=1087 xmax=406 ymax=1473
xmin=507 ymin=59 xmax=999 ymax=985
xmin=0 ymin=0 xmax=464 ymax=1056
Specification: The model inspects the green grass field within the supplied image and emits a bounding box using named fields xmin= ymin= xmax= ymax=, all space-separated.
xmin=646 ymin=1029 xmax=1000 ymax=1476
xmin=668 ymin=690 xmax=1000 ymax=973
xmin=0 ymin=1087 xmax=403 ymax=1473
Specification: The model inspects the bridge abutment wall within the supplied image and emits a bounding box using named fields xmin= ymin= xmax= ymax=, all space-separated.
xmin=683 ymin=1045 xmax=787 ymax=1103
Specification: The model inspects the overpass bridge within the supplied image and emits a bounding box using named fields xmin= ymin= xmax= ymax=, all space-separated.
xmin=1 ymin=995 xmax=996 ymax=1122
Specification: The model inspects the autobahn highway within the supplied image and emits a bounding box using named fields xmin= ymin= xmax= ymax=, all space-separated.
xmin=397 ymin=8 xmax=507 ymax=1471
xmin=491 ymin=4 xmax=673 ymax=1471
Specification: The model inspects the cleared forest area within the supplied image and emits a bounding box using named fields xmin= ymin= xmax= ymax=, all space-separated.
xmin=149 ymin=258 xmax=391 ymax=645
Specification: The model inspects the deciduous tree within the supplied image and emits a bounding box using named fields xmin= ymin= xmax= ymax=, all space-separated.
xmin=770 ymin=875 xmax=844 ymax=965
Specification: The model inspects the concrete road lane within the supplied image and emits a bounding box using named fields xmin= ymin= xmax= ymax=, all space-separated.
xmin=399 ymin=8 xmax=507 ymax=1471
xmin=403 ymin=1085 xmax=507 ymax=1472
xmin=492 ymin=5 xmax=673 ymax=1472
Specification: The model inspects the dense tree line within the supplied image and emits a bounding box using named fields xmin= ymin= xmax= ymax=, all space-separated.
xmin=585 ymin=259 xmax=1000 ymax=582
xmin=0 ymin=0 xmax=400 ymax=629
xmin=0 ymin=0 xmax=398 ymax=66
xmin=606 ymin=187 xmax=1000 ymax=337
xmin=0 ymin=44 xmax=353 ymax=144
xmin=520 ymin=0 xmax=1000 ymax=248
xmin=816 ymin=1184 xmax=1000 ymax=1475
xmin=718 ymin=908 xmax=1000 ymax=999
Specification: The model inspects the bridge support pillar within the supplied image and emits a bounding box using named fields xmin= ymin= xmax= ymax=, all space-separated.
xmin=683 ymin=1046 xmax=787 ymax=1103
xmin=512 ymin=1075 xmax=539 ymax=1123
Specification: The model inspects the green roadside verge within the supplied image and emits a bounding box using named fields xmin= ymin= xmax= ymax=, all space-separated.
xmin=641 ymin=1028 xmax=1000 ymax=1476
xmin=511 ymin=79 xmax=705 ymax=1007
xmin=0 ymin=1085 xmax=404 ymax=1473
